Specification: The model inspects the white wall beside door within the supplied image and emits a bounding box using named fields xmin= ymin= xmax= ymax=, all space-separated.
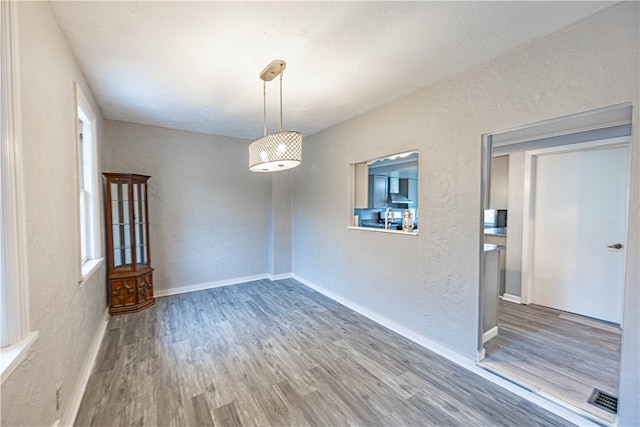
xmin=490 ymin=155 xmax=509 ymax=209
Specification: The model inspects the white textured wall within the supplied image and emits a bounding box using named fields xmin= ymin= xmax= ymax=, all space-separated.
xmin=489 ymin=155 xmax=508 ymax=210
xmin=292 ymin=3 xmax=639 ymax=424
xmin=1 ymin=2 xmax=107 ymax=426
xmin=104 ymin=121 xmax=271 ymax=292
xmin=269 ymin=170 xmax=293 ymax=276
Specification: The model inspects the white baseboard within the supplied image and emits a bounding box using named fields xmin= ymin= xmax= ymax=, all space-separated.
xmin=500 ymin=293 xmax=522 ymax=304
xmin=268 ymin=272 xmax=293 ymax=281
xmin=290 ymin=273 xmax=598 ymax=427
xmin=482 ymin=326 xmax=499 ymax=343
xmin=59 ymin=307 xmax=109 ymax=427
xmin=477 ymin=347 xmax=486 ymax=361
xmin=291 ymin=274 xmax=474 ymax=368
xmin=154 ymin=274 xmax=273 ymax=297
xmin=154 ymin=273 xmax=295 ymax=298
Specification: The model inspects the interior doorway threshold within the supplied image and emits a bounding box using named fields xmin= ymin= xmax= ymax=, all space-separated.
xmin=477 ymin=362 xmax=614 ymax=427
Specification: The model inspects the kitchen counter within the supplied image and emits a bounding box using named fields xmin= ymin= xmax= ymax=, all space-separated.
xmin=484 ymin=243 xmax=504 ymax=253
xmin=484 ymin=227 xmax=506 ymax=236
xmin=360 ymin=220 xmax=392 ymax=229
xmin=348 ymin=226 xmax=418 ymax=236
xmin=360 ymin=219 xmax=417 ymax=231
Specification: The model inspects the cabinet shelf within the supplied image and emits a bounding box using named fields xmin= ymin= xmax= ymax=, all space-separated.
xmin=104 ymin=173 xmax=155 ymax=316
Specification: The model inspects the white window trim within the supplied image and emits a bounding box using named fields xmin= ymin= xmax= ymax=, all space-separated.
xmin=74 ymin=82 xmax=103 ymax=285
xmin=1 ymin=0 xmax=37 ymax=381
xmin=81 ymin=258 xmax=104 ymax=283
xmin=1 ymin=331 xmax=38 ymax=383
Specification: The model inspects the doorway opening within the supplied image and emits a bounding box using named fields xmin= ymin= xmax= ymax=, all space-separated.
xmin=477 ymin=104 xmax=632 ymax=424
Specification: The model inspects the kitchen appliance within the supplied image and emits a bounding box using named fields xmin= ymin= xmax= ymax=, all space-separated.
xmin=496 ymin=209 xmax=507 ymax=228
xmin=387 ymin=177 xmax=413 ymax=204
xmin=484 ymin=209 xmax=497 ymax=227
xmin=484 ymin=209 xmax=507 ymax=228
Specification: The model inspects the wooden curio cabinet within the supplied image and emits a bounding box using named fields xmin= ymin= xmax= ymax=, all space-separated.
xmin=103 ymin=173 xmax=155 ymax=315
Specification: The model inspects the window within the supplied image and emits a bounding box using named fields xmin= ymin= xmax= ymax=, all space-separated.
xmin=75 ymin=83 xmax=102 ymax=281
xmin=351 ymin=150 xmax=419 ymax=235
xmin=1 ymin=0 xmax=38 ymax=381
xmin=78 ymin=118 xmax=93 ymax=263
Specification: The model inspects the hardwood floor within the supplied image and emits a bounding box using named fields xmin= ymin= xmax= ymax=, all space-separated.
xmin=76 ymin=279 xmax=573 ymax=426
xmin=480 ymin=300 xmax=621 ymax=424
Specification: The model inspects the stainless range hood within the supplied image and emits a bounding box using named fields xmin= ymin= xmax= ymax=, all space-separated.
xmin=388 ymin=192 xmax=413 ymax=204
xmin=387 ymin=177 xmax=413 ymax=204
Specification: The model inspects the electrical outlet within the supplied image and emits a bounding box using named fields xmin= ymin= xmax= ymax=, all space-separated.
xmin=56 ymin=383 xmax=62 ymax=410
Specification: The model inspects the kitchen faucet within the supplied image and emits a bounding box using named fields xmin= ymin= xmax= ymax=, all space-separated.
xmin=385 ymin=207 xmax=394 ymax=229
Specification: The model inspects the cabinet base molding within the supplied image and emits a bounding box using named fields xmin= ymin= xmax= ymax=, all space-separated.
xmin=109 ymin=297 xmax=156 ymax=316
xmin=108 ymin=268 xmax=155 ymax=316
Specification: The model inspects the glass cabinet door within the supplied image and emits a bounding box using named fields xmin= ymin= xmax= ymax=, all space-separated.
xmin=110 ymin=181 xmax=132 ymax=270
xmin=133 ymin=182 xmax=149 ymax=266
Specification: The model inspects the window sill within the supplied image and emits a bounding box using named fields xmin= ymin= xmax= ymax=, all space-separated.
xmin=1 ymin=331 xmax=39 ymax=383
xmin=347 ymin=226 xmax=419 ymax=236
xmin=79 ymin=257 xmax=104 ymax=286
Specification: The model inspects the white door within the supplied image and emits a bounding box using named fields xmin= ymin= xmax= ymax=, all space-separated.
xmin=530 ymin=141 xmax=628 ymax=324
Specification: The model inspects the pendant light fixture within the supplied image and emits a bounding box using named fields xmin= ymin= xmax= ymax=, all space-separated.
xmin=248 ymin=60 xmax=302 ymax=172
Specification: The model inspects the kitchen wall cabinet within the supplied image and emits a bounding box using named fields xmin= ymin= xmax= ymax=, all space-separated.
xmin=104 ymin=173 xmax=155 ymax=315
xmin=368 ymin=175 xmax=388 ymax=208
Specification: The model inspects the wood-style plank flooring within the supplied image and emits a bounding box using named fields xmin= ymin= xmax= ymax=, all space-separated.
xmin=76 ymin=279 xmax=573 ymax=426
xmin=480 ymin=300 xmax=621 ymax=424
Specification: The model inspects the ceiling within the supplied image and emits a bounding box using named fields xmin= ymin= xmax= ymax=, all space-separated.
xmin=49 ymin=1 xmax=614 ymax=140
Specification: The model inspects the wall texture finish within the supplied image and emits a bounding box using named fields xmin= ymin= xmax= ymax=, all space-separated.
xmin=291 ymin=3 xmax=639 ymax=424
xmin=488 ymin=155 xmax=508 ymax=210
xmin=104 ymin=121 xmax=271 ymax=292
xmin=269 ymin=170 xmax=293 ymax=276
xmin=1 ymin=2 xmax=107 ymax=426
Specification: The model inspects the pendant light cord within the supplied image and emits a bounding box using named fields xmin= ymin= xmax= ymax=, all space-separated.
xmin=263 ymin=81 xmax=267 ymax=137
xmin=262 ymin=68 xmax=284 ymax=136
xmin=279 ymin=73 xmax=283 ymax=132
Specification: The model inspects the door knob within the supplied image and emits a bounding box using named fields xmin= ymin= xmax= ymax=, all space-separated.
xmin=607 ymin=243 xmax=623 ymax=249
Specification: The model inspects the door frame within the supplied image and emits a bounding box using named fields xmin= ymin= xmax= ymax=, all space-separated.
xmin=477 ymin=102 xmax=632 ymax=360
xmin=520 ymin=136 xmax=631 ymax=326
